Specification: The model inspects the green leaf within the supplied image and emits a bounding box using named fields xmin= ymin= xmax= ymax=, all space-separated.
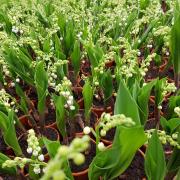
xmin=43 ymin=38 xmax=50 ymax=53
xmin=88 ymin=126 xmax=146 ymax=180
xmin=0 ymin=153 xmax=17 ymax=175
xmin=114 ymin=79 xmax=140 ymax=125
xmin=53 ymin=95 xmax=66 ymax=137
xmin=82 ymin=80 xmax=93 ymax=125
xmin=101 ymin=70 xmax=113 ymax=102
xmin=138 ymin=79 xmax=157 ymax=125
xmin=4 ymin=48 xmax=34 ymax=86
xmin=35 ymin=61 xmax=48 ymax=114
xmin=71 ymin=40 xmax=81 ymax=77
xmin=145 ymin=131 xmax=166 ymax=180
xmin=43 ymin=137 xmax=60 ymax=158
xmin=0 ymin=111 xmax=22 ymax=156
xmin=170 ymin=0 xmax=180 ymax=74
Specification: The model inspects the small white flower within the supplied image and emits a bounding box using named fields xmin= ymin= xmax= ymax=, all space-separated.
xmin=38 ymin=154 xmax=44 ymax=161
xmin=83 ymin=126 xmax=91 ymax=135
xmin=10 ymin=82 xmax=15 ymax=87
xmin=70 ymin=105 xmax=75 ymax=110
xmin=69 ymin=96 xmax=73 ymax=101
xmin=94 ymin=82 xmax=99 ymax=86
xmin=27 ymin=147 xmax=33 ymax=154
xmin=33 ymin=167 xmax=41 ymax=174
xmin=98 ymin=142 xmax=106 ymax=151
xmin=20 ymin=30 xmax=23 ymax=34
xmin=65 ymin=91 xmax=70 ymax=97
xmin=16 ymin=78 xmax=20 ymax=83
xmin=33 ymin=150 xmax=38 ymax=156
xmin=100 ymin=130 xmax=106 ymax=137
xmin=158 ymin=105 xmax=162 ymax=110
xmin=67 ymin=100 xmax=73 ymax=106
xmin=166 ymin=51 xmax=169 ymax=56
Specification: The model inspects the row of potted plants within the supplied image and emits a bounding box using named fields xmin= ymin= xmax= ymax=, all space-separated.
xmin=0 ymin=0 xmax=180 ymax=179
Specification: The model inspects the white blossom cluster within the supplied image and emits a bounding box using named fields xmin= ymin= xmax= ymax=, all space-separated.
xmin=162 ymin=81 xmax=177 ymax=97
xmin=41 ymin=135 xmax=90 ymax=180
xmin=48 ymin=60 xmax=68 ymax=87
xmin=0 ymin=89 xmax=18 ymax=112
xmin=139 ymin=53 xmax=156 ymax=77
xmin=55 ymin=77 xmax=75 ymax=111
xmin=3 ymin=129 xmax=47 ymax=175
xmin=174 ymin=107 xmax=180 ymax=117
xmin=99 ymin=113 xmax=135 ymax=137
xmin=146 ymin=129 xmax=180 ymax=149
xmin=27 ymin=129 xmax=45 ymax=174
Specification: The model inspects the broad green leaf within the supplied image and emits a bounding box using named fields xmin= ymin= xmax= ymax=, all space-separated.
xmin=145 ymin=131 xmax=166 ymax=180
xmin=138 ymin=79 xmax=157 ymax=125
xmin=43 ymin=137 xmax=60 ymax=158
xmin=82 ymin=80 xmax=93 ymax=125
xmin=0 ymin=111 xmax=22 ymax=156
xmin=71 ymin=40 xmax=81 ymax=77
xmin=35 ymin=61 xmax=48 ymax=114
xmin=0 ymin=153 xmax=16 ymax=175
xmin=101 ymin=70 xmax=113 ymax=102
xmin=170 ymin=1 xmax=180 ymax=74
xmin=53 ymin=95 xmax=66 ymax=137
xmin=89 ymin=126 xmax=146 ymax=180
xmin=114 ymin=79 xmax=140 ymax=125
xmin=43 ymin=38 xmax=50 ymax=53
xmin=86 ymin=44 xmax=99 ymax=68
xmin=4 ymin=48 xmax=34 ymax=86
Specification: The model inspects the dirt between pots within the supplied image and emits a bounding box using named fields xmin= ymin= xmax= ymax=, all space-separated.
xmin=44 ymin=108 xmax=56 ymax=127
xmin=118 ymin=151 xmax=146 ymax=180
xmin=103 ymin=127 xmax=116 ymax=142
xmin=0 ymin=174 xmax=18 ymax=180
xmin=70 ymin=140 xmax=96 ymax=173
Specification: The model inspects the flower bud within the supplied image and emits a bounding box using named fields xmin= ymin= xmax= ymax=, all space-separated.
xmin=98 ymin=142 xmax=106 ymax=151
xmin=73 ymin=153 xmax=85 ymax=165
xmin=83 ymin=127 xmax=91 ymax=135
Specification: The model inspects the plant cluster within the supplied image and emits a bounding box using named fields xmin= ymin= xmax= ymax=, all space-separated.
xmin=0 ymin=0 xmax=180 ymax=180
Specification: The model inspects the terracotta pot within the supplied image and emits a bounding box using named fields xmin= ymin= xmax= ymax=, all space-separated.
xmin=19 ymin=115 xmax=32 ymax=129
xmin=92 ymin=106 xmax=112 ymax=118
xmin=141 ymin=144 xmax=173 ymax=156
xmin=72 ymin=134 xmax=96 ymax=180
xmin=159 ymin=58 xmax=168 ymax=73
xmin=105 ymin=60 xmax=115 ymax=68
xmin=20 ymin=167 xmax=29 ymax=178
xmin=42 ymin=126 xmax=60 ymax=141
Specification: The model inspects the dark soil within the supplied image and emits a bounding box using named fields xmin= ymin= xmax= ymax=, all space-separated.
xmin=118 ymin=150 xmax=146 ymax=180
xmin=70 ymin=140 xmax=96 ymax=173
xmin=145 ymin=61 xmax=159 ymax=81
xmin=0 ymin=174 xmax=18 ymax=180
xmin=44 ymin=108 xmax=56 ymax=127
xmin=42 ymin=127 xmax=59 ymax=141
xmin=0 ymin=132 xmax=7 ymax=153
xmin=103 ymin=128 xmax=116 ymax=142
xmin=18 ymin=134 xmax=29 ymax=158
xmin=78 ymin=79 xmax=85 ymax=87
xmin=145 ymin=118 xmax=157 ymax=130
xmin=80 ymin=60 xmax=91 ymax=76
xmin=72 ymin=87 xmax=83 ymax=101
